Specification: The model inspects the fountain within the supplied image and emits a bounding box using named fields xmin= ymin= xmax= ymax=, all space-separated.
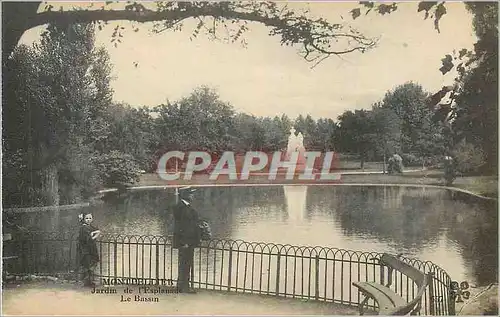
xmin=283 ymin=127 xmax=308 ymax=222
xmin=283 ymin=127 xmax=308 ymax=174
xmin=286 ymin=127 xmax=302 ymax=154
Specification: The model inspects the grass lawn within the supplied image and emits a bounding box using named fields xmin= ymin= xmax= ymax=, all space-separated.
xmin=137 ymin=168 xmax=497 ymax=198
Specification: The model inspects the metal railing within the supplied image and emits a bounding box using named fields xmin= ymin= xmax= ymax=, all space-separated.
xmin=4 ymin=232 xmax=455 ymax=315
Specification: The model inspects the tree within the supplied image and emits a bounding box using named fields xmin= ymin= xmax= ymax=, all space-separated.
xmin=273 ymin=115 xmax=293 ymax=150
xmin=349 ymin=1 xmax=497 ymax=174
xmin=370 ymin=105 xmax=402 ymax=173
xmin=2 ymin=23 xmax=113 ymax=207
xmin=3 ymin=2 xmax=377 ymax=67
xmin=232 ymin=114 xmax=269 ymax=152
xmin=382 ymin=82 xmax=444 ymax=159
xmin=302 ymin=114 xmax=318 ymax=150
xmin=451 ymin=3 xmax=498 ymax=174
xmin=4 ymin=1 xmax=496 ymax=177
xmin=100 ymin=103 xmax=158 ymax=171
xmin=404 ymin=3 xmax=498 ymax=174
xmin=315 ymin=118 xmax=338 ymax=152
xmin=337 ymin=109 xmax=374 ymax=169
xmin=39 ymin=23 xmax=113 ymax=204
xmin=94 ymin=151 xmax=141 ymax=190
xmin=153 ymin=86 xmax=236 ymax=153
xmin=452 ymin=140 xmax=486 ymax=175
xmin=261 ymin=117 xmax=285 ymax=152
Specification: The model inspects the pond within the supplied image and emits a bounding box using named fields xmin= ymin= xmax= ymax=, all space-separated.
xmin=13 ymin=185 xmax=498 ymax=287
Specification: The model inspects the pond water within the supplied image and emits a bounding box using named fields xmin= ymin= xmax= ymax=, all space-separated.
xmin=13 ymin=185 xmax=498 ymax=287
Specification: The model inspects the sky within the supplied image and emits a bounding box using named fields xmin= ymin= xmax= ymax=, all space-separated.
xmin=19 ymin=2 xmax=477 ymax=120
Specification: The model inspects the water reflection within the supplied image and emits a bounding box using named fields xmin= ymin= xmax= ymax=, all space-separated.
xmin=10 ymin=185 xmax=497 ymax=286
xmin=284 ymin=185 xmax=308 ymax=223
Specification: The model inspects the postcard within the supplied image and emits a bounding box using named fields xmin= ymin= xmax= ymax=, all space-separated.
xmin=2 ymin=1 xmax=498 ymax=315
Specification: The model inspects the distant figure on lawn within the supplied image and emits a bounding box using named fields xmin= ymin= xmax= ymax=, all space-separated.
xmin=77 ymin=212 xmax=101 ymax=287
xmin=388 ymin=154 xmax=404 ymax=174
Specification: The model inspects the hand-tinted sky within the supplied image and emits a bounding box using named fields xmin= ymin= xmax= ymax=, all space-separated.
xmin=20 ymin=2 xmax=477 ymax=120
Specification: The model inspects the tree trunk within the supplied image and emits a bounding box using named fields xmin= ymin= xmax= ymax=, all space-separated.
xmin=40 ymin=163 xmax=59 ymax=206
xmin=383 ymin=153 xmax=386 ymax=174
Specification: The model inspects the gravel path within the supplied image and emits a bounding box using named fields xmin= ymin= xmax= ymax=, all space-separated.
xmin=2 ymin=282 xmax=358 ymax=315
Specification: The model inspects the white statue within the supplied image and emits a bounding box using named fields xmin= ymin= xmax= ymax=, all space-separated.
xmin=286 ymin=127 xmax=305 ymax=154
xmin=296 ymin=132 xmax=304 ymax=151
xmin=287 ymin=127 xmax=298 ymax=154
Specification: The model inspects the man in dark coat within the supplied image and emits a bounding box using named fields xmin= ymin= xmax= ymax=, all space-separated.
xmin=173 ymin=186 xmax=200 ymax=293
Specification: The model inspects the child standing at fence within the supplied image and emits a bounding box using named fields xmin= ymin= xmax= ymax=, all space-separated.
xmin=77 ymin=212 xmax=101 ymax=287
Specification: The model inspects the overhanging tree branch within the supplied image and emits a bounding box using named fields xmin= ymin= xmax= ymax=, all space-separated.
xmin=4 ymin=2 xmax=377 ymax=65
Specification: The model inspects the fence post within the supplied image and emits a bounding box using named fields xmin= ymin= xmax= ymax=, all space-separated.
xmin=99 ymin=240 xmax=103 ymax=281
xmin=380 ymin=263 xmax=385 ymax=285
xmin=227 ymin=247 xmax=233 ymax=292
xmin=113 ymin=240 xmax=118 ymax=280
xmin=315 ymin=255 xmax=320 ymax=300
xmin=275 ymin=252 xmax=281 ymax=297
xmin=21 ymin=239 xmax=28 ymax=274
xmin=428 ymin=272 xmax=435 ymax=315
xmin=155 ymin=242 xmax=160 ymax=285
xmin=68 ymin=236 xmax=73 ymax=273
xmin=448 ymin=280 xmax=456 ymax=316
xmin=71 ymin=236 xmax=78 ymax=282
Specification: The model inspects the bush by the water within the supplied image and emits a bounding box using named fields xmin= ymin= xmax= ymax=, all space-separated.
xmin=94 ymin=151 xmax=141 ymax=189
xmin=387 ymin=154 xmax=404 ymax=174
xmin=400 ymin=153 xmax=442 ymax=168
xmin=452 ymin=140 xmax=486 ymax=175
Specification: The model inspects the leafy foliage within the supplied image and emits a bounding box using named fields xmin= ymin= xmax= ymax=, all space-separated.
xmin=152 ymin=86 xmax=237 ymax=153
xmin=344 ymin=1 xmax=498 ymax=170
xmin=336 ymin=109 xmax=375 ymax=168
xmin=369 ymin=105 xmax=401 ymax=158
xmin=2 ymin=23 xmax=114 ymax=207
xmin=452 ymin=140 xmax=486 ymax=175
xmin=99 ymin=103 xmax=158 ymax=172
xmin=432 ymin=3 xmax=498 ymax=174
xmin=353 ymin=1 xmax=447 ymax=33
xmin=93 ymin=151 xmax=141 ymax=189
xmin=382 ymin=82 xmax=445 ymax=158
xmin=149 ymin=92 xmax=340 ymax=157
xmin=4 ymin=1 xmax=378 ymax=68
xmin=335 ymin=82 xmax=447 ymax=168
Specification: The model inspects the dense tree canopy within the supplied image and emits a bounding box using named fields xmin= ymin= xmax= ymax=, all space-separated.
xmin=452 ymin=2 xmax=498 ymax=173
xmin=382 ymin=82 xmax=445 ymax=158
xmin=3 ymin=23 xmax=115 ymax=206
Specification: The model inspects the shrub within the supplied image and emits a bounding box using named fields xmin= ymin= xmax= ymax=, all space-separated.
xmin=400 ymin=153 xmax=421 ymax=167
xmin=452 ymin=140 xmax=486 ymax=175
xmin=93 ymin=151 xmax=141 ymax=189
xmin=400 ymin=153 xmax=442 ymax=168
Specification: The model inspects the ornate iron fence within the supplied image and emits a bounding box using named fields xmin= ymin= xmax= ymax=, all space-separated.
xmin=4 ymin=232 xmax=455 ymax=315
